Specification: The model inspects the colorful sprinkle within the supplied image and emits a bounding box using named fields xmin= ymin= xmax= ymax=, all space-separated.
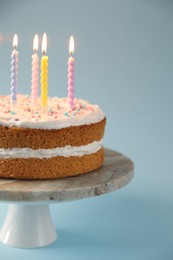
xmin=86 ymin=106 xmax=94 ymax=112
xmin=64 ymin=112 xmax=69 ymax=117
xmin=10 ymin=111 xmax=16 ymax=115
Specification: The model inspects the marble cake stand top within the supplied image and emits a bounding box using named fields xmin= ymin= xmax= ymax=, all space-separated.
xmin=0 ymin=149 xmax=134 ymax=203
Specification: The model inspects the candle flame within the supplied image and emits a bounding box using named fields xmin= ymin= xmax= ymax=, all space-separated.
xmin=69 ymin=35 xmax=74 ymax=56
xmin=42 ymin=33 xmax=47 ymax=55
xmin=33 ymin=34 xmax=39 ymax=52
xmin=13 ymin=34 xmax=18 ymax=49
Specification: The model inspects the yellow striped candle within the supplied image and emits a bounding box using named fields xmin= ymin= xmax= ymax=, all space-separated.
xmin=40 ymin=33 xmax=48 ymax=111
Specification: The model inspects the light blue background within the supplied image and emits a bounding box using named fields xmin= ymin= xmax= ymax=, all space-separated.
xmin=0 ymin=0 xmax=173 ymax=259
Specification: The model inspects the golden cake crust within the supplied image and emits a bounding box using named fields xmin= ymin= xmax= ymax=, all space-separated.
xmin=0 ymin=118 xmax=106 ymax=149
xmin=0 ymin=148 xmax=104 ymax=179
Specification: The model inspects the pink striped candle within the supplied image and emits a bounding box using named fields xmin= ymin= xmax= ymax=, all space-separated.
xmin=31 ymin=34 xmax=39 ymax=107
xmin=68 ymin=36 xmax=75 ymax=110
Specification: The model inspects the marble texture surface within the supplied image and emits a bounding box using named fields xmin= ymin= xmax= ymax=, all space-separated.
xmin=0 ymin=149 xmax=134 ymax=203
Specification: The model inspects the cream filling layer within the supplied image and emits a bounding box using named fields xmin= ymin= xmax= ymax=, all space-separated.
xmin=0 ymin=139 xmax=103 ymax=159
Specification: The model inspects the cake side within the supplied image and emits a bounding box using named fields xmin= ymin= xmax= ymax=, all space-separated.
xmin=0 ymin=94 xmax=106 ymax=179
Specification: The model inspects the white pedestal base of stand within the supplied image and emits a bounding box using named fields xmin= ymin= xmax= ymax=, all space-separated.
xmin=0 ymin=204 xmax=57 ymax=248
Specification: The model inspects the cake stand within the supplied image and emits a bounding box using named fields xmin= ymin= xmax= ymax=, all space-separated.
xmin=0 ymin=149 xmax=134 ymax=248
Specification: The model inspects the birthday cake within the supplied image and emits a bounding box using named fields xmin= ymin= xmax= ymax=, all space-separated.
xmin=0 ymin=94 xmax=106 ymax=179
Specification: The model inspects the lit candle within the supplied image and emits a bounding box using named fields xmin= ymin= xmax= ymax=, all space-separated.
xmin=40 ymin=33 xmax=48 ymax=111
xmin=31 ymin=34 xmax=39 ymax=107
xmin=11 ymin=34 xmax=18 ymax=106
xmin=68 ymin=35 xmax=75 ymax=110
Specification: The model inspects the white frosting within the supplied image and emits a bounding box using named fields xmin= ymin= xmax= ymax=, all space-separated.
xmin=0 ymin=94 xmax=105 ymax=129
xmin=0 ymin=139 xmax=103 ymax=159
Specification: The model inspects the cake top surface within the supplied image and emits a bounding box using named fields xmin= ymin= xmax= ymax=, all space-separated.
xmin=0 ymin=94 xmax=105 ymax=129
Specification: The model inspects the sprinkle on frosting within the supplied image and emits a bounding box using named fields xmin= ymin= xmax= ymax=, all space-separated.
xmin=0 ymin=94 xmax=105 ymax=129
